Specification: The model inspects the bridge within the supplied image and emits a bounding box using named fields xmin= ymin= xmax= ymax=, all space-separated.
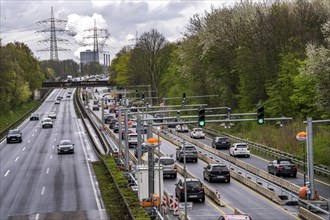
xmin=42 ymin=80 xmax=112 ymax=88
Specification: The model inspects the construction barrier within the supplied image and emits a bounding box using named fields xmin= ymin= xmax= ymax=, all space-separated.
xmin=173 ymin=198 xmax=179 ymax=216
xmin=168 ymin=194 xmax=174 ymax=211
xmin=162 ymin=194 xmax=167 ymax=213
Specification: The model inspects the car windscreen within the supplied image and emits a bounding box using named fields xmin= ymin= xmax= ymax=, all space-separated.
xmin=160 ymin=159 xmax=174 ymax=165
xmin=212 ymin=166 xmax=228 ymax=171
xmin=44 ymin=119 xmax=52 ymax=122
xmin=194 ymin=128 xmax=203 ymax=132
xmin=217 ymin=138 xmax=228 ymax=142
xmin=60 ymin=140 xmax=71 ymax=145
xmin=278 ymin=160 xmax=292 ymax=165
xmin=184 ymin=146 xmax=196 ymax=151
xmin=9 ymin=130 xmax=20 ymax=134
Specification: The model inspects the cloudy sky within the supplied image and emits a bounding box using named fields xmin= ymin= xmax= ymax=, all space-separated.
xmin=1 ymin=0 xmax=236 ymax=63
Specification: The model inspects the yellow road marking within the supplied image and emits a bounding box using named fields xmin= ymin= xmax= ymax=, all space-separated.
xmin=206 ymin=197 xmax=228 ymax=215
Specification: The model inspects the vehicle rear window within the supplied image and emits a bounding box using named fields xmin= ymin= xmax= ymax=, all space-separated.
xmin=236 ymin=144 xmax=247 ymax=148
xmin=9 ymin=130 xmax=20 ymax=134
xmin=186 ymin=181 xmax=202 ymax=188
xmin=184 ymin=146 xmax=196 ymax=150
xmin=160 ymin=159 xmax=174 ymax=165
xmin=194 ymin=128 xmax=203 ymax=132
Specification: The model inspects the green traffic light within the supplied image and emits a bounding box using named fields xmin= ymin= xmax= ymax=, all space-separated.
xmin=199 ymin=121 xmax=205 ymax=126
xmin=258 ymin=118 xmax=264 ymax=124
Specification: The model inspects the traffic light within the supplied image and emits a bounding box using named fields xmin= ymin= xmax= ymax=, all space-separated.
xmin=142 ymin=94 xmax=145 ymax=101
xmin=183 ymin=93 xmax=186 ymax=100
xmin=118 ymin=94 xmax=122 ymax=101
xmin=257 ymin=105 xmax=265 ymax=124
xmin=198 ymin=108 xmax=205 ymax=127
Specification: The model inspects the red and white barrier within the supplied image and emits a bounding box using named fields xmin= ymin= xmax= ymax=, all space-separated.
xmin=168 ymin=194 xmax=174 ymax=210
xmin=173 ymin=198 xmax=179 ymax=216
xmin=216 ymin=190 xmax=225 ymax=207
xmin=162 ymin=195 xmax=167 ymax=211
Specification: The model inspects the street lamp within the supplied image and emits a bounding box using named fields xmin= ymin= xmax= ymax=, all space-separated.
xmin=296 ymin=131 xmax=307 ymax=186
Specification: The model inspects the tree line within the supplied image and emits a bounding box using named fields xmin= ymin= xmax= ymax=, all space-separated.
xmin=109 ymin=0 xmax=330 ymax=119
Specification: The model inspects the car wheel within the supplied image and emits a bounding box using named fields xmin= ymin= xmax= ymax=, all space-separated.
xmin=246 ymin=154 xmax=250 ymax=158
xmin=208 ymin=176 xmax=212 ymax=183
xmin=203 ymin=174 xmax=206 ymax=180
xmin=292 ymin=173 xmax=297 ymax=178
xmin=7 ymin=140 xmax=10 ymax=144
xmin=274 ymin=170 xmax=279 ymax=176
xmin=201 ymin=197 xmax=205 ymax=203
xmin=19 ymin=140 xmax=22 ymax=143
xmin=173 ymin=174 xmax=177 ymax=179
xmin=226 ymin=178 xmax=230 ymax=183
xmin=195 ymin=158 xmax=198 ymax=163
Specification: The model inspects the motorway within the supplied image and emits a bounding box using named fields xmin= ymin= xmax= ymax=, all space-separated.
xmin=0 ymin=89 xmax=105 ymax=220
xmin=89 ymin=88 xmax=302 ymax=220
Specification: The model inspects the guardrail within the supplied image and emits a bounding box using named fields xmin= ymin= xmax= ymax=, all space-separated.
xmin=202 ymin=127 xmax=330 ymax=177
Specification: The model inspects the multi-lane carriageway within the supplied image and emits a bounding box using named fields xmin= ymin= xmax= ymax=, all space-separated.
xmin=88 ymin=87 xmax=329 ymax=220
xmin=1 ymin=87 xmax=329 ymax=220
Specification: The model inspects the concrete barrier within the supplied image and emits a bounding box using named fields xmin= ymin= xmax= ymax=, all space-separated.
xmin=298 ymin=207 xmax=325 ymax=220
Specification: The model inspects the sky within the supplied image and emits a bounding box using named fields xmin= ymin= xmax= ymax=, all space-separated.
xmin=0 ymin=0 xmax=237 ymax=64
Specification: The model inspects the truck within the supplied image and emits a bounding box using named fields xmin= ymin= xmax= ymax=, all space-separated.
xmin=67 ymin=75 xmax=73 ymax=82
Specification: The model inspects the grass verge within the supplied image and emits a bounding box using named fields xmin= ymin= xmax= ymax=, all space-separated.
xmin=93 ymin=156 xmax=149 ymax=220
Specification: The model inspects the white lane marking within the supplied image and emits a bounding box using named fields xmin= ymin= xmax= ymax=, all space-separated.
xmin=22 ymin=147 xmax=26 ymax=151
xmin=35 ymin=213 xmax=39 ymax=220
xmin=4 ymin=170 xmax=10 ymax=177
xmin=54 ymin=138 xmax=56 ymax=141
xmin=41 ymin=186 xmax=45 ymax=195
xmin=28 ymin=140 xmax=31 ymax=143
xmin=15 ymin=157 xmax=19 ymax=162
xmin=35 ymin=129 xmax=38 ymax=132
xmin=46 ymin=167 xmax=49 ymax=174
xmin=50 ymin=155 xmax=53 ymax=159
xmin=56 ymin=128 xmax=58 ymax=131
xmin=52 ymin=145 xmax=54 ymax=149
xmin=55 ymin=133 xmax=57 ymax=136
xmin=32 ymin=134 xmax=35 ymax=137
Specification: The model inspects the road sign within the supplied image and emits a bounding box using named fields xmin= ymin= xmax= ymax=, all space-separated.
xmin=179 ymin=202 xmax=193 ymax=210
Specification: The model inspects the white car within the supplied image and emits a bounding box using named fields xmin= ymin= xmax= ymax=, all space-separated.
xmin=128 ymin=133 xmax=138 ymax=147
xmin=42 ymin=117 xmax=53 ymax=128
xmin=48 ymin=112 xmax=57 ymax=119
xmin=229 ymin=143 xmax=250 ymax=158
xmin=190 ymin=128 xmax=205 ymax=139
xmin=175 ymin=124 xmax=189 ymax=133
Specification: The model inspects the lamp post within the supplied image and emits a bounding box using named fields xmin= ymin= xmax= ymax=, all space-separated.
xmin=296 ymin=131 xmax=307 ymax=186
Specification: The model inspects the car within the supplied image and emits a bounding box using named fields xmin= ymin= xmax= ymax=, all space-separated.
xmin=92 ymin=105 xmax=99 ymax=111
xmin=30 ymin=113 xmax=40 ymax=121
xmin=128 ymin=133 xmax=138 ymax=147
xmin=153 ymin=113 xmax=163 ymax=123
xmin=155 ymin=156 xmax=177 ymax=178
xmin=57 ymin=139 xmax=75 ymax=154
xmin=212 ymin=137 xmax=231 ymax=149
xmin=175 ymin=178 xmax=205 ymax=203
xmin=93 ymin=100 xmax=99 ymax=105
xmin=42 ymin=117 xmax=53 ymax=128
xmin=55 ymin=100 xmax=60 ymax=105
xmin=175 ymin=124 xmax=189 ymax=133
xmin=67 ymin=95 xmax=71 ymax=98
xmin=56 ymin=96 xmax=62 ymax=100
xmin=113 ymin=122 xmax=120 ymax=133
xmin=167 ymin=118 xmax=178 ymax=128
xmin=218 ymin=214 xmax=252 ymax=220
xmin=68 ymin=91 xmax=72 ymax=94
xmin=109 ymin=107 xmax=117 ymax=113
xmin=190 ymin=128 xmax=205 ymax=139
xmin=176 ymin=144 xmax=198 ymax=162
xmin=6 ymin=129 xmax=22 ymax=143
xmin=134 ymin=143 xmax=148 ymax=158
xmin=203 ymin=163 xmax=230 ymax=183
xmin=109 ymin=119 xmax=118 ymax=129
xmin=104 ymin=115 xmax=114 ymax=124
xmin=229 ymin=143 xmax=250 ymax=158
xmin=268 ymin=159 xmax=297 ymax=177
xmin=122 ymin=129 xmax=134 ymax=139
xmin=48 ymin=112 xmax=57 ymax=119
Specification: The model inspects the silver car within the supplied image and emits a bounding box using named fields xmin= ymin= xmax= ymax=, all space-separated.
xmin=48 ymin=111 xmax=57 ymax=119
xmin=190 ymin=128 xmax=205 ymax=139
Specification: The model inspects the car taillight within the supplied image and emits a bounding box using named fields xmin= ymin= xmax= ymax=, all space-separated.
xmin=198 ymin=187 xmax=204 ymax=192
xmin=173 ymin=164 xmax=177 ymax=170
xmin=277 ymin=166 xmax=284 ymax=170
xmin=180 ymin=188 xmax=185 ymax=192
xmin=292 ymin=166 xmax=297 ymax=170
